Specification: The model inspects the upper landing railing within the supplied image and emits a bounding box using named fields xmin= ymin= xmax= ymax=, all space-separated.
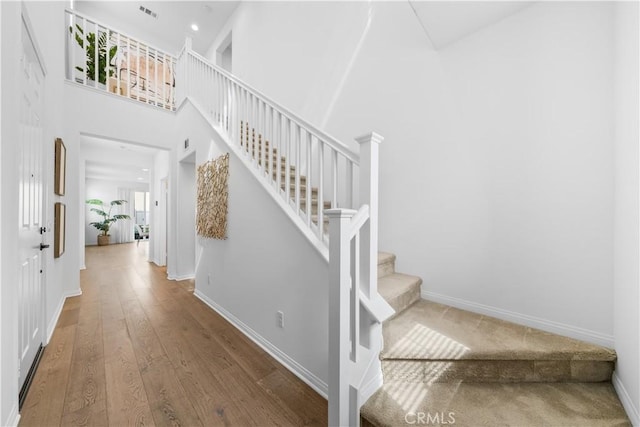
xmin=65 ymin=9 xmax=177 ymax=111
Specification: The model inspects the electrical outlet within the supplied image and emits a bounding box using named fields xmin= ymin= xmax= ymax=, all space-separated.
xmin=277 ymin=311 xmax=284 ymax=328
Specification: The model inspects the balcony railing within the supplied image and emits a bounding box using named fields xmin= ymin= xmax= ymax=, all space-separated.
xmin=65 ymin=9 xmax=176 ymax=111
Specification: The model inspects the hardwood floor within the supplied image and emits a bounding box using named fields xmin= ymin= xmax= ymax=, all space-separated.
xmin=19 ymin=243 xmax=328 ymax=426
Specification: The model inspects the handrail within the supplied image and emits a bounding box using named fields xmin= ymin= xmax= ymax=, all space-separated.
xmin=348 ymin=205 xmax=370 ymax=240
xmin=65 ymin=8 xmax=177 ymax=58
xmin=186 ymin=49 xmax=359 ymax=164
xmin=65 ymin=8 xmax=177 ymax=111
xmin=180 ymin=47 xmax=365 ymax=247
xmin=359 ymin=291 xmax=394 ymax=324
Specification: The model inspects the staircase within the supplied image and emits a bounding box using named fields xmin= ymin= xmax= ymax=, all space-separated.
xmin=363 ymin=253 xmax=631 ymax=426
xmin=175 ymin=45 xmax=631 ymax=426
xmin=240 ymin=121 xmax=331 ymax=232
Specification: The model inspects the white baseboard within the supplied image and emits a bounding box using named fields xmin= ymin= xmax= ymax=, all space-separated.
xmin=613 ymin=372 xmax=640 ymax=426
xmin=46 ymin=289 xmax=83 ymax=344
xmin=5 ymin=403 xmax=19 ymax=427
xmin=193 ymin=289 xmax=328 ymax=398
xmin=422 ymin=291 xmax=615 ymax=348
xmin=80 ymin=264 xmax=86 ymax=270
xmin=152 ymin=258 xmax=166 ymax=267
xmin=168 ymin=274 xmax=195 ymax=281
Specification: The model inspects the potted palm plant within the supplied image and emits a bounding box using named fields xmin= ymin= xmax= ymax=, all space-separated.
xmin=86 ymin=199 xmax=130 ymax=246
xmin=70 ymin=24 xmax=118 ymax=87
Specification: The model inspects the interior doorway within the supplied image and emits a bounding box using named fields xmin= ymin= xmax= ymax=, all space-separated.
xmin=177 ymin=152 xmax=196 ymax=279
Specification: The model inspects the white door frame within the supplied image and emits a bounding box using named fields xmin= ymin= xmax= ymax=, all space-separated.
xmin=158 ymin=176 xmax=168 ymax=266
xmin=17 ymin=5 xmax=48 ymax=405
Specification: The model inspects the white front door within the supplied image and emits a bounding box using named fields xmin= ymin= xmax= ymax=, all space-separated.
xmin=18 ymin=18 xmax=46 ymax=392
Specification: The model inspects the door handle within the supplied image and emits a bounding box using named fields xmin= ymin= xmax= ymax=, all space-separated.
xmin=40 ymin=244 xmax=50 ymax=251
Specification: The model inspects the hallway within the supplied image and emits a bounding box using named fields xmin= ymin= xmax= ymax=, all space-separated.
xmin=19 ymin=243 xmax=327 ymax=426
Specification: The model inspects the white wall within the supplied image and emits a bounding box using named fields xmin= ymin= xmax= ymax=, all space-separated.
xmin=151 ymin=150 xmax=170 ymax=266
xmin=210 ymin=1 xmax=618 ymax=346
xmin=207 ymin=1 xmax=373 ymax=130
xmin=613 ymin=2 xmax=640 ymax=423
xmin=175 ymin=102 xmax=330 ymax=391
xmin=0 ymin=1 xmax=4 ymax=417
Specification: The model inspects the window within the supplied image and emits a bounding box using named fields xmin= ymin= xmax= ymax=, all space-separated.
xmin=134 ymin=191 xmax=150 ymax=225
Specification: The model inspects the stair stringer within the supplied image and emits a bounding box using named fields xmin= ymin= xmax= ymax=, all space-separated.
xmin=182 ymin=96 xmax=329 ymax=261
xmin=182 ymin=95 xmax=390 ymax=419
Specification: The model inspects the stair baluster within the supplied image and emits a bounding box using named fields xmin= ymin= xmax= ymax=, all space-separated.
xmin=177 ymin=45 xmax=392 ymax=426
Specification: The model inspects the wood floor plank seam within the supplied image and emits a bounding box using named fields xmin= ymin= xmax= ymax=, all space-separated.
xmin=18 ymin=243 xmax=327 ymax=427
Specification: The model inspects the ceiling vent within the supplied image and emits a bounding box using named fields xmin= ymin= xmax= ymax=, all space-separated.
xmin=139 ymin=5 xmax=158 ymax=19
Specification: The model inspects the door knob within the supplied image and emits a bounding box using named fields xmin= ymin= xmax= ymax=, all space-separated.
xmin=40 ymin=244 xmax=50 ymax=250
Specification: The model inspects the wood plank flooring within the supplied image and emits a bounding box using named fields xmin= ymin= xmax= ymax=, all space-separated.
xmin=19 ymin=243 xmax=327 ymax=426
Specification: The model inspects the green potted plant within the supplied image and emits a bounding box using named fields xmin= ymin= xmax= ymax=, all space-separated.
xmin=86 ymin=199 xmax=130 ymax=246
xmin=70 ymin=24 xmax=118 ymax=87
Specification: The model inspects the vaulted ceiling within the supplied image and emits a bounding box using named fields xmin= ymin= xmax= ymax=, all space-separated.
xmin=74 ymin=1 xmax=239 ymax=54
xmin=409 ymin=1 xmax=534 ymax=49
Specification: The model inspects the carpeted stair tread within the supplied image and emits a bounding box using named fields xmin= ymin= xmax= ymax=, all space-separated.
xmin=361 ymin=381 xmax=631 ymax=427
xmin=377 ymin=252 xmax=396 ymax=278
xmin=382 ymin=300 xmax=616 ymax=362
xmin=378 ymin=273 xmax=422 ymax=316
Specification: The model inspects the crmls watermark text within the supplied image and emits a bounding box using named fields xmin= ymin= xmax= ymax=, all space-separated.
xmin=405 ymin=411 xmax=456 ymax=425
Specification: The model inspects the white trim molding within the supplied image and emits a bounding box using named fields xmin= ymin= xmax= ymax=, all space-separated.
xmin=167 ymin=274 xmax=195 ymax=281
xmin=423 ymin=290 xmax=615 ymax=348
xmin=194 ymin=289 xmax=328 ymax=398
xmin=46 ymin=289 xmax=82 ymax=344
xmin=613 ymin=372 xmax=640 ymax=426
xmin=6 ymin=405 xmax=19 ymax=427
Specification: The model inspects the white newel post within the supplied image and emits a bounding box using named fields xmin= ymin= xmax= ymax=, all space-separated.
xmin=355 ymin=133 xmax=382 ymax=300
xmin=327 ymin=208 xmax=357 ymax=427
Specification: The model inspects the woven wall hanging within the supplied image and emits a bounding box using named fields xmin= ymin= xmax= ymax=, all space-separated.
xmin=196 ymin=153 xmax=229 ymax=239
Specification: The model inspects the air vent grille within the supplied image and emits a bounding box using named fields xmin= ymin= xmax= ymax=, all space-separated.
xmin=139 ymin=5 xmax=158 ymax=19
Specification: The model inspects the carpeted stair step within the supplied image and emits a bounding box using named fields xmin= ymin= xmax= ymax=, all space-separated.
xmin=381 ymin=300 xmax=616 ymax=384
xmin=281 ymin=183 xmax=318 ymax=197
xmin=300 ymin=200 xmax=331 ymax=215
xmin=377 ymin=252 xmax=396 ymax=278
xmin=377 ymin=273 xmax=422 ymax=318
xmin=361 ymin=381 xmax=630 ymax=427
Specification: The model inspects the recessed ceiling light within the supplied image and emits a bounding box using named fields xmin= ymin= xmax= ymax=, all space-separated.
xmin=191 ymin=23 xmax=199 ymax=32
xmin=142 ymin=168 xmax=149 ymax=172
xmin=137 ymin=177 xmax=144 ymax=180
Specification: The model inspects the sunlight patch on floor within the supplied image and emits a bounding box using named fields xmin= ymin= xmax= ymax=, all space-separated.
xmin=386 ymin=323 xmax=469 ymax=412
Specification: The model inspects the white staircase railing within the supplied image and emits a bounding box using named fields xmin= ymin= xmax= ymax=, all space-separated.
xmin=177 ymin=47 xmax=360 ymax=254
xmin=177 ymin=44 xmax=394 ymax=427
xmin=65 ymin=9 xmax=176 ymax=110
xmin=326 ymin=133 xmax=394 ymax=426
